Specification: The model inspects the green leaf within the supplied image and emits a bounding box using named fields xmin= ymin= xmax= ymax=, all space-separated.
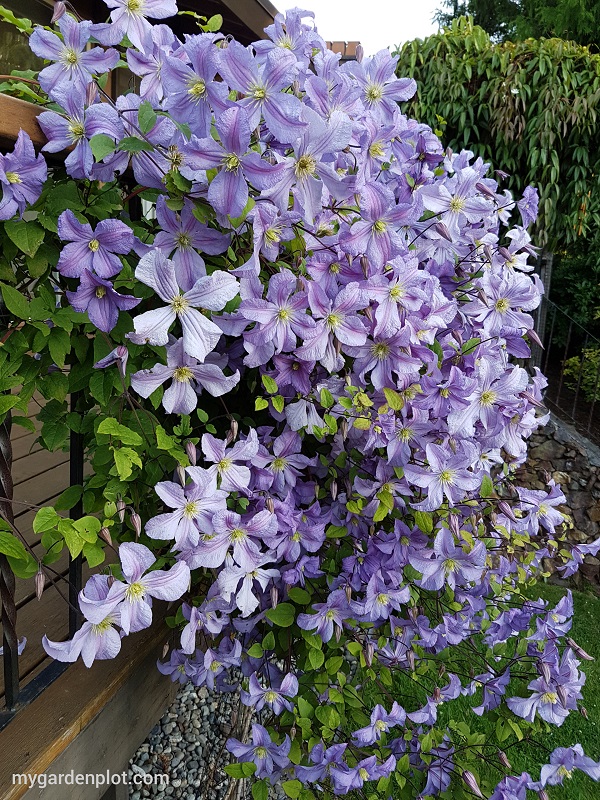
xmin=261 ymin=374 xmax=278 ymax=394
xmin=383 ymin=387 xmax=404 ymax=410
xmin=255 ymin=397 xmax=268 ymax=411
xmin=288 ymin=587 xmax=311 ymax=605
xmin=480 ymin=473 xmax=495 ymax=498
xmin=252 ymin=780 xmax=269 ymax=800
xmin=0 ymin=529 xmax=27 ymax=560
xmin=262 ymin=631 xmax=276 ymax=650
xmin=272 ymin=395 xmax=285 ymax=413
xmin=98 ymin=417 xmax=143 ymax=446
xmin=315 ymin=705 xmax=340 ymax=729
xmin=138 ymin=101 xmax=157 ymax=134
xmin=1 ymin=283 xmax=29 ymax=320
xmin=0 ymin=395 xmax=19 ymax=415
xmin=4 ymin=220 xmax=44 ymax=257
xmin=72 ymin=516 xmax=101 ymax=543
xmin=48 ymin=327 xmax=71 ymax=369
xmin=247 ymin=643 xmax=264 ymax=658
xmin=414 ymin=510 xmax=433 ymax=534
xmin=40 ymin=418 xmax=69 ymax=450
xmin=319 ymin=388 xmax=334 ymax=408
xmin=113 ymin=446 xmax=143 ymax=480
xmin=82 ymin=541 xmax=105 ymax=568
xmin=33 ymin=507 xmax=61 ymax=534
xmin=60 ymin=522 xmax=85 ymax=559
xmin=266 ymin=602 xmax=295 ymax=627
xmin=11 ymin=415 xmax=35 ymax=433
xmin=224 ymin=762 xmax=256 ymax=778
xmin=89 ymin=134 xmax=116 ymax=161
xmin=117 ymin=136 xmax=154 ymax=153
xmin=282 ymin=780 xmax=302 ymax=799
xmin=205 ymin=13 xmax=223 ymax=31
xmin=54 ymin=485 xmax=83 ymax=512
xmin=309 ymin=648 xmax=325 ymax=669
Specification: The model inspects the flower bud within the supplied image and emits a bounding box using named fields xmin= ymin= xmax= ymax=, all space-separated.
xmin=581 ymin=705 xmax=589 ymax=719
xmin=462 ymin=770 xmax=484 ymax=798
xmin=498 ymin=750 xmax=512 ymax=770
xmin=265 ymin=496 xmax=275 ymax=514
xmin=498 ymin=246 xmax=512 ymax=260
xmin=434 ymin=222 xmax=452 ymax=242
xmin=538 ymin=660 xmax=551 ymax=682
xmin=340 ymin=418 xmax=349 ymax=440
xmin=330 ymin=479 xmax=338 ymax=501
xmin=483 ymin=244 xmax=493 ymax=264
xmin=270 ymin=585 xmax=278 ymax=609
xmin=498 ymin=500 xmax=518 ymax=522
xmin=538 ymin=790 xmax=550 ymax=800
xmin=108 ymin=574 xmax=116 ymax=589
xmin=117 ymin=498 xmax=126 ymax=523
xmin=526 ymin=328 xmax=544 ymax=348
xmin=355 ymin=43 xmax=364 ymax=63
xmin=162 ymin=642 xmax=170 ymax=659
xmin=335 ymin=624 xmax=342 ymax=643
xmin=557 ymin=686 xmax=568 ymax=708
xmin=99 ymin=526 xmax=112 ymax=546
xmin=364 ymin=642 xmax=374 ymax=667
xmin=345 ymin=584 xmax=352 ymax=603
xmin=131 ymin=511 xmax=142 ymax=538
xmin=226 ymin=418 xmax=239 ymax=445
xmin=185 ymin=441 xmax=197 ymax=466
xmin=448 ymin=514 xmax=460 ymax=537
xmin=567 ymin=637 xmax=594 ymax=661
xmin=177 ymin=465 xmax=186 ymax=486
xmin=476 ymin=181 xmax=497 ymax=200
xmin=51 ymin=1 xmax=67 ymax=23
xmin=433 ymin=686 xmax=442 ymax=702
xmin=35 ymin=566 xmax=45 ymax=601
xmin=360 ymin=256 xmax=369 ymax=277
xmin=86 ymin=81 xmax=98 ymax=106
xmin=438 ymin=663 xmax=446 ymax=678
xmin=407 ymin=650 xmax=415 ymax=671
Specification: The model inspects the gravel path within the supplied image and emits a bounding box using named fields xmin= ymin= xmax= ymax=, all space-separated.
xmin=128 ymin=683 xmax=253 ymax=800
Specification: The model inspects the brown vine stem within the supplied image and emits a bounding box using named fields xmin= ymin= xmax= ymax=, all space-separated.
xmin=0 ymin=75 xmax=40 ymax=85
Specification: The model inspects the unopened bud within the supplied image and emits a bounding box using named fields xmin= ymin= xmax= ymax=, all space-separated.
xmin=162 ymin=642 xmax=169 ymax=659
xmin=498 ymin=750 xmax=512 ymax=770
xmin=498 ymin=246 xmax=512 ymax=260
xmin=567 ymin=637 xmax=594 ymax=661
xmin=117 ymin=498 xmax=126 ymax=523
xmin=364 ymin=642 xmax=374 ymax=667
xmin=438 ymin=663 xmax=446 ymax=678
xmin=462 ymin=770 xmax=484 ymax=798
xmin=538 ymin=790 xmax=550 ymax=800
xmin=538 ymin=660 xmax=551 ymax=682
xmin=185 ymin=441 xmax=197 ymax=466
xmin=290 ymin=724 xmax=297 ymax=739
xmin=527 ymin=328 xmax=544 ymax=348
xmin=581 ymin=705 xmax=589 ymax=719
xmin=449 ymin=514 xmax=460 ymax=537
xmin=483 ymin=245 xmax=493 ymax=264
xmin=360 ymin=255 xmax=369 ymax=277
xmin=265 ymin=496 xmax=275 ymax=514
xmin=340 ymin=418 xmax=348 ymax=440
xmin=557 ymin=686 xmax=568 ymax=708
xmin=345 ymin=584 xmax=352 ymax=603
xmin=498 ymin=500 xmax=518 ymax=522
xmin=108 ymin=574 xmax=116 ymax=588
xmin=131 ymin=511 xmax=142 ymax=538
xmin=476 ymin=181 xmax=497 ymax=200
xmin=35 ymin=566 xmax=45 ymax=601
xmin=225 ymin=418 xmax=239 ymax=445
xmin=270 ymin=585 xmax=278 ymax=609
xmin=177 ymin=465 xmax=186 ymax=486
xmin=51 ymin=1 xmax=66 ymax=24
xmin=434 ymin=222 xmax=452 ymax=242
xmin=407 ymin=650 xmax=415 ymax=671
xmin=355 ymin=43 xmax=364 ymax=63
xmin=86 ymin=81 xmax=98 ymax=106
xmin=451 ymin=329 xmax=463 ymax=346
xmin=433 ymin=686 xmax=442 ymax=703
xmin=363 ymin=305 xmax=373 ymax=322
xmin=99 ymin=526 xmax=112 ymax=546
xmin=330 ymin=479 xmax=338 ymax=501
xmin=335 ymin=624 xmax=342 ymax=643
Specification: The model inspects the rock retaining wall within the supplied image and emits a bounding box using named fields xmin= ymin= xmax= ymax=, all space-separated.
xmin=517 ymin=415 xmax=600 ymax=586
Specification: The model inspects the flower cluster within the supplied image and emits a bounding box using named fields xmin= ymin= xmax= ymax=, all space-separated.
xmin=9 ymin=2 xmax=600 ymax=798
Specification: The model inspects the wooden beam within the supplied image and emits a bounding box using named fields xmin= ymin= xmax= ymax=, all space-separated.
xmin=219 ymin=0 xmax=278 ymax=40
xmin=0 ymin=96 xmax=44 ymax=150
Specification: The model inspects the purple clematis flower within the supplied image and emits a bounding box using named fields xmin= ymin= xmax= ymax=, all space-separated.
xmin=343 ymin=48 xmax=416 ymax=118
xmin=161 ymin=33 xmax=230 ymax=138
xmin=56 ymin=210 xmax=134 ymax=279
xmin=226 ymin=724 xmax=291 ymax=780
xmin=128 ymin=250 xmax=238 ymax=362
xmin=126 ymin=24 xmax=182 ymax=104
xmin=80 ymin=542 xmax=190 ymax=635
xmin=38 ymin=87 xmax=122 ymax=180
xmin=241 ymin=672 xmax=299 ymax=715
xmin=42 ymin=575 xmax=123 ymax=667
xmin=403 ymin=443 xmax=481 ymax=511
xmin=538 ymin=744 xmax=600 ymax=787
xmin=66 ymin=270 xmax=140 ymax=333
xmin=29 ymin=14 xmax=118 ymax=96
xmin=218 ymin=43 xmax=306 ymax=144
xmin=352 ymin=702 xmax=405 ymax=745
xmin=330 ymin=754 xmax=396 ymax=795
xmin=182 ymin=105 xmax=285 ymax=219
xmin=201 ymin=429 xmax=259 ymax=492
xmin=92 ymin=0 xmax=177 ymax=51
xmin=217 ymin=552 xmax=280 ymax=617
xmin=297 ymin=588 xmax=351 ymax=643
xmin=252 ymin=430 xmax=314 ymax=494
xmin=146 ymin=467 xmax=228 ymax=549
xmin=153 ymin=196 xmax=230 ymax=291
xmin=518 ymin=185 xmax=539 ymax=227
xmin=295 ymin=742 xmax=348 ymax=785
xmin=0 ymin=130 xmax=47 ymax=220
xmin=410 ymin=527 xmax=486 ymax=591
xmin=194 ymin=509 xmax=274 ymax=570
xmin=131 ymin=337 xmax=239 ymax=414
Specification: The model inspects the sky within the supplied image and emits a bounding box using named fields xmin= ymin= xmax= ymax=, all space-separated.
xmin=276 ymin=0 xmax=441 ymax=56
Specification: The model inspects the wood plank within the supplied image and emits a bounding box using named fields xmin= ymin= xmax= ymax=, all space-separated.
xmin=11 ymin=433 xmax=43 ymax=463
xmin=0 ymin=96 xmax=44 ymax=149
xmin=13 ymin=461 xmax=70 ymax=515
xmin=0 ymin=614 xmax=175 ymax=800
xmin=20 ymin=630 xmax=178 ymax=800
xmin=12 ymin=449 xmax=69 ymax=488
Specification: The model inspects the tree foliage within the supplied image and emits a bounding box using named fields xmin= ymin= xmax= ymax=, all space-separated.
xmin=395 ymin=16 xmax=600 ymax=250
xmin=434 ymin=0 xmax=600 ymax=47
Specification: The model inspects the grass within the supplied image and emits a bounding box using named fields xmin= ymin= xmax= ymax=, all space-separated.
xmin=390 ymin=583 xmax=600 ymax=799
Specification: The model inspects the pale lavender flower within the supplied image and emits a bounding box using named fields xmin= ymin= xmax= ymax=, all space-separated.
xmin=352 ymin=702 xmax=405 ymax=745
xmin=0 ymin=130 xmax=47 ymax=220
xmin=538 ymin=744 xmax=600 ymax=787
xmin=66 ymin=270 xmax=140 ymax=333
xmin=201 ymin=429 xmax=259 ymax=492
xmin=518 ymin=185 xmax=539 ymax=227
xmin=56 ymin=210 xmax=133 ymax=279
xmin=92 ymin=0 xmax=178 ymax=51
xmin=128 ymin=250 xmax=238 ymax=362
xmin=217 ymin=553 xmax=280 ymax=617
xmin=297 ymin=588 xmax=351 ymax=643
xmin=410 ymin=527 xmax=486 ymax=591
xmin=226 ymin=724 xmax=291 ymax=780
xmin=403 ymin=443 xmax=481 ymax=511
xmin=241 ymin=673 xmax=299 ymax=715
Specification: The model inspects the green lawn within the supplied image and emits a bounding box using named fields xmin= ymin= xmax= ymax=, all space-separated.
xmin=391 ymin=583 xmax=600 ymax=799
